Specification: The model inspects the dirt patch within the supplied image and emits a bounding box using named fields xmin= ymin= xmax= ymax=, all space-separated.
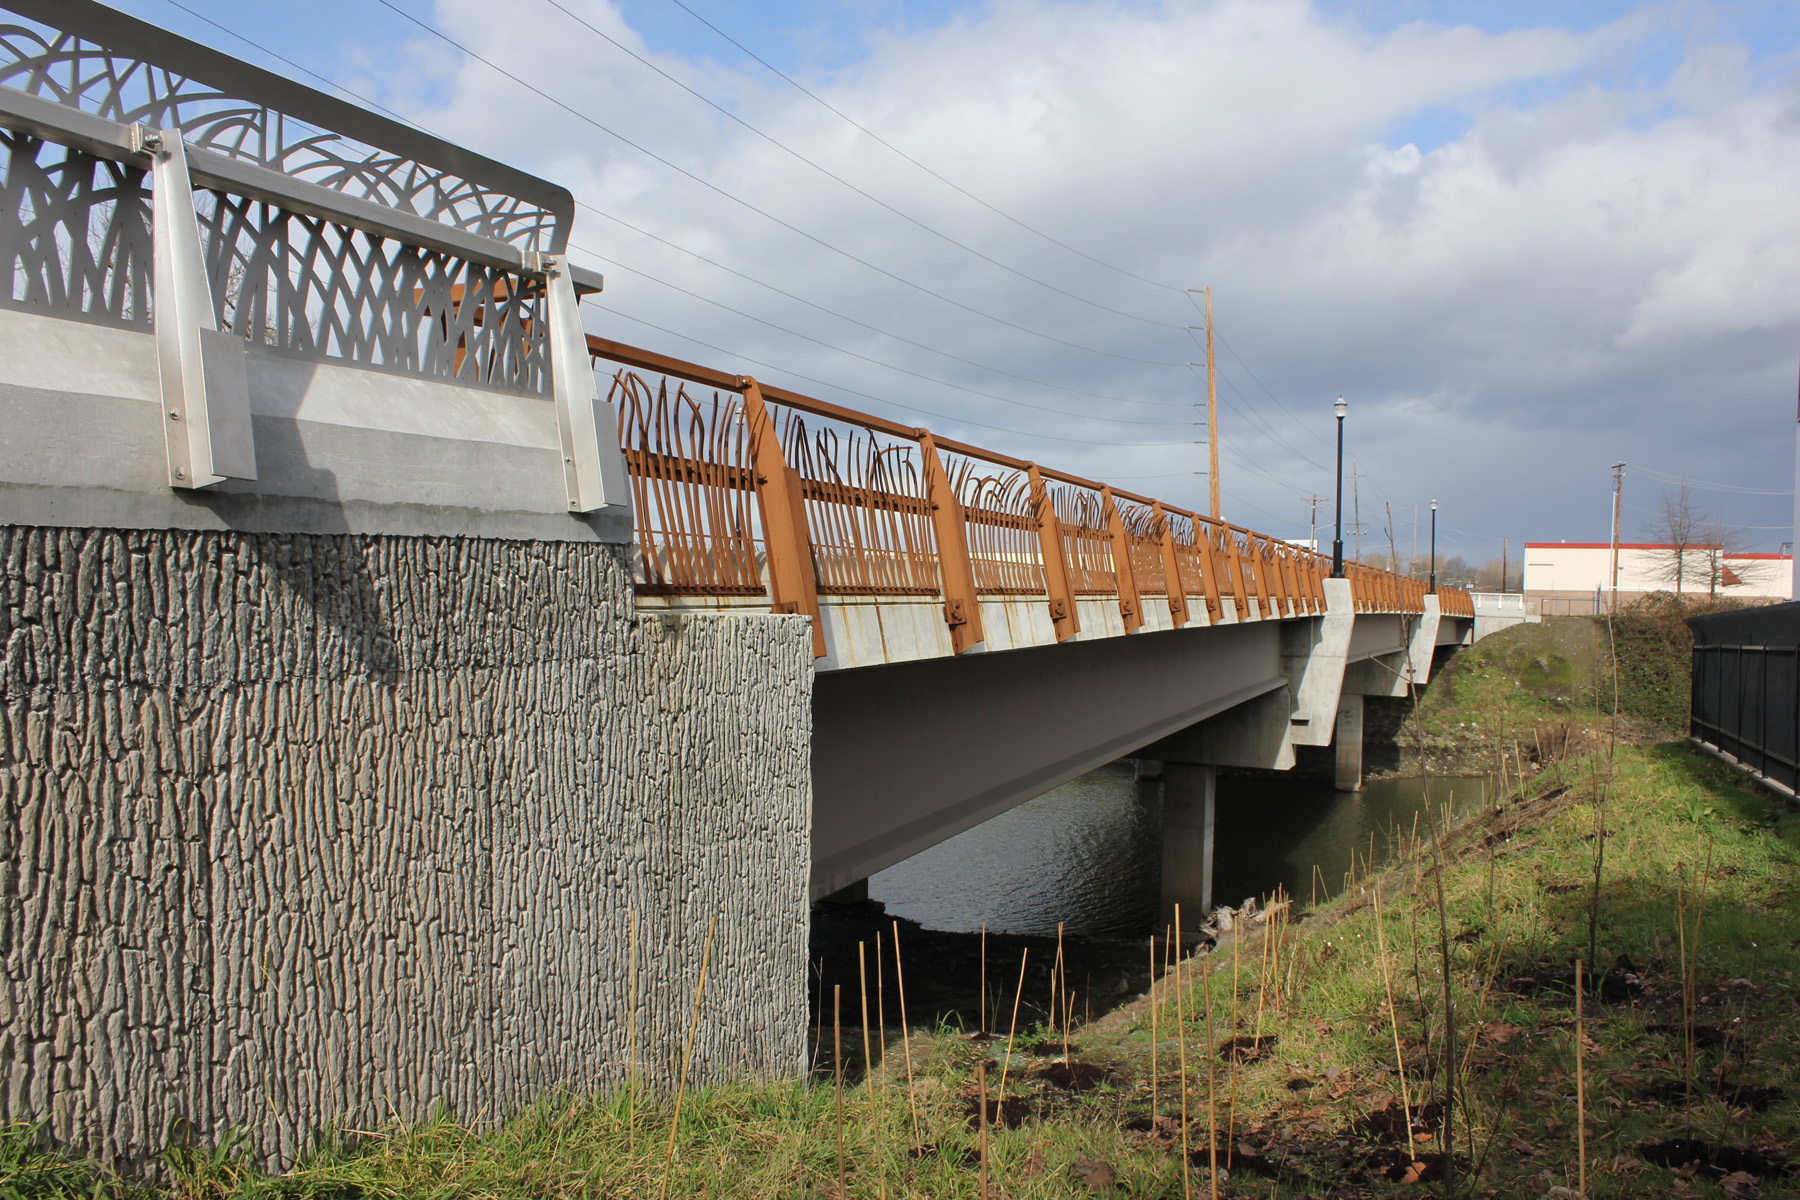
xmin=1032 ymin=1059 xmax=1114 ymax=1093
xmin=1217 ymin=1034 xmax=1278 ymax=1063
xmin=1638 ymin=1138 xmax=1793 ymax=1178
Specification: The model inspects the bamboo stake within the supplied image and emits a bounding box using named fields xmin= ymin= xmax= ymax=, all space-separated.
xmin=834 ymin=985 xmax=846 ymax=1197
xmin=892 ymin=921 xmax=922 ymax=1148
xmin=1373 ymin=885 xmax=1416 ymax=1159
xmin=1000 ymin=949 xmax=1029 ymax=1100
xmin=657 ymin=914 xmax=716 ymax=1200
xmin=1575 ymin=958 xmax=1586 ymax=1198
xmin=977 ymin=1061 xmax=990 ymax=1200
xmin=859 ymin=942 xmax=874 ymax=1088
xmin=1176 ymin=904 xmax=1192 ymax=1200
xmin=1677 ymin=869 xmax=1691 ymax=1098
xmin=1057 ymin=922 xmax=1069 ymax=1063
xmin=1227 ymin=918 xmax=1241 ymax=1153
xmin=875 ymin=930 xmax=886 ymax=1073
xmin=1204 ymin=952 xmax=1219 ymax=1200
xmin=1054 ymin=922 xmax=1066 ymax=1052
xmin=1150 ymin=935 xmax=1160 ymax=1118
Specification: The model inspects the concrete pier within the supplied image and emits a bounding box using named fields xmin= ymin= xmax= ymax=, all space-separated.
xmin=1160 ymin=763 xmax=1217 ymax=925
xmin=1335 ymin=693 xmax=1365 ymax=792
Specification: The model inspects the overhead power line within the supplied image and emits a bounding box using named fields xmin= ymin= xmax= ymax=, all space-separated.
xmin=157 ymin=0 xmax=1198 ymax=411
xmin=664 ymin=0 xmax=1190 ymax=298
xmin=539 ymin=0 xmax=1186 ymax=330
xmin=587 ymin=250 xmax=1187 ymax=425
xmin=372 ymin=0 xmax=1188 ymax=367
xmin=1635 ymin=465 xmax=1794 ymax=496
xmin=586 ymin=299 xmax=1193 ymax=448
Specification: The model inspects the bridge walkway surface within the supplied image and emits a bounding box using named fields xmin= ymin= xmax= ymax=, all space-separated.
xmin=0 ymin=0 xmax=1470 ymax=1169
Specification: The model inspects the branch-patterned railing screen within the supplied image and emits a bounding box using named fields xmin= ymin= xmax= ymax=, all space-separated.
xmin=0 ymin=1 xmax=568 ymax=392
xmin=594 ymin=350 xmax=1473 ymax=650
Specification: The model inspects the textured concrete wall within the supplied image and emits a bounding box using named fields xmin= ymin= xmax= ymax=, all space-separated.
xmin=0 ymin=525 xmax=812 ymax=1166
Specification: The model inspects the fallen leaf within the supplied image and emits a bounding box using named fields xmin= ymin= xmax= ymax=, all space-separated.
xmin=1674 ymin=1161 xmax=1699 ymax=1179
xmin=1544 ymin=1119 xmax=1566 ymax=1137
xmin=1483 ymin=1022 xmax=1525 ymax=1045
xmin=1071 ymin=1156 xmax=1116 ymax=1191
xmin=1721 ymin=1172 xmax=1762 ymax=1200
xmin=1022 ymin=1147 xmax=1045 ymax=1179
xmin=1401 ymin=1161 xmax=1429 ymax=1185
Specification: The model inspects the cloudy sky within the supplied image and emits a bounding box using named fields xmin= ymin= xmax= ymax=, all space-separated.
xmin=114 ymin=0 xmax=1800 ymax=563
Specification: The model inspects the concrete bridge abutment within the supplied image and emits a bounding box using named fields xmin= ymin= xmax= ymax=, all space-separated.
xmin=0 ymin=307 xmax=818 ymax=1167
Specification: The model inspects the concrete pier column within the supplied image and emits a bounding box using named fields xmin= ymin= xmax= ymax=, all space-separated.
xmin=1134 ymin=757 xmax=1165 ymax=781
xmin=1160 ymin=763 xmax=1216 ymax=927
xmin=1335 ymin=693 xmax=1364 ymax=792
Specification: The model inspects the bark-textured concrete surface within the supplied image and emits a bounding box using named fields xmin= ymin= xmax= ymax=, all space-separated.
xmin=0 ymin=526 xmax=812 ymax=1166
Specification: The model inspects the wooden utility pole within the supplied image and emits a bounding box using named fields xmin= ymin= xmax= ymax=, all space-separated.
xmin=1205 ymin=287 xmax=1220 ymax=520
xmin=1304 ymin=495 xmax=1327 ymax=551
xmin=1610 ymin=462 xmax=1626 ymax=613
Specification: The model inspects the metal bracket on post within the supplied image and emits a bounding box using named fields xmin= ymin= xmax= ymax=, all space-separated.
xmin=1151 ymin=502 xmax=1189 ymax=628
xmin=538 ymin=250 xmax=630 ymax=515
xmin=1028 ymin=464 xmax=1080 ymax=642
xmin=742 ymin=379 xmax=825 ymax=659
xmin=1099 ymin=485 xmax=1144 ymax=633
xmin=918 ymin=432 xmax=985 ymax=654
xmin=141 ymin=124 xmax=254 ymax=489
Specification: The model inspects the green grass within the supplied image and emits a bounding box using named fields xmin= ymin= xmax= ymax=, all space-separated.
xmin=14 ymin=736 xmax=1797 ymax=1198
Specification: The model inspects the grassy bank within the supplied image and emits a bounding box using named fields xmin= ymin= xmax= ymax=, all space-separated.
xmin=9 ymin=624 xmax=1800 ymax=1198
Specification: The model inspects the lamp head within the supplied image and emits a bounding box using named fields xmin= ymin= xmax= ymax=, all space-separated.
xmin=1334 ymin=396 xmax=1348 ymax=419
xmin=1431 ymin=498 xmax=1437 ymax=512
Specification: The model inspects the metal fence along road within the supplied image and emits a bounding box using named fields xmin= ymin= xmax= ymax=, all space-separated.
xmin=1689 ymin=603 xmax=1800 ymax=797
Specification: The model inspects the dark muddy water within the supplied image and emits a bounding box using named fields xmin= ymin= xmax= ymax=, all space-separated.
xmin=868 ymin=765 xmax=1490 ymax=937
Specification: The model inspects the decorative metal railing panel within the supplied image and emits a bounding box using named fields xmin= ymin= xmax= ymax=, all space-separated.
xmin=198 ymin=194 xmax=547 ymax=390
xmin=950 ymin=460 xmax=1045 ymax=595
xmin=781 ymin=412 xmax=940 ymax=597
xmin=1119 ymin=499 xmax=1168 ymax=596
xmin=0 ymin=132 xmax=148 ymax=323
xmin=1051 ymin=484 xmax=1116 ymax=596
xmin=0 ymin=0 xmax=572 ymax=395
xmin=613 ymin=371 xmax=765 ymax=597
xmin=0 ymin=5 xmax=562 ymax=251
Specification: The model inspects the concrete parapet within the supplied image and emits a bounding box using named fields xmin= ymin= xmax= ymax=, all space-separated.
xmin=0 ymin=307 xmax=631 ymax=544
xmin=0 ymin=526 xmax=813 ymax=1167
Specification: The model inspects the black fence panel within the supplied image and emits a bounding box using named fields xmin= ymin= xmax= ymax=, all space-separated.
xmin=1687 ymin=602 xmax=1800 ymax=794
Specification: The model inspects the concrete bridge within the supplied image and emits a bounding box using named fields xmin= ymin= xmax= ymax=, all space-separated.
xmin=592 ymin=339 xmax=1472 ymax=908
xmin=0 ymin=0 xmax=1470 ymax=1167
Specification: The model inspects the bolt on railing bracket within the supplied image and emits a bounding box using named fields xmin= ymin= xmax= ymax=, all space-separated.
xmin=146 ymin=124 xmax=255 ymax=490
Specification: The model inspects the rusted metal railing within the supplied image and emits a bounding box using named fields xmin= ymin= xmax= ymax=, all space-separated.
xmin=591 ymin=335 xmax=1470 ymax=657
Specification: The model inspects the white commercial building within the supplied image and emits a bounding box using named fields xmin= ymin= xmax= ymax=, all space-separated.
xmin=1523 ymin=542 xmax=1793 ymax=615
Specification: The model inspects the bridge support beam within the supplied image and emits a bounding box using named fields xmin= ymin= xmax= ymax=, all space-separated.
xmin=819 ymin=878 xmax=870 ymax=906
xmin=1335 ymin=693 xmax=1364 ymax=792
xmin=1161 ymin=763 xmax=1216 ymax=926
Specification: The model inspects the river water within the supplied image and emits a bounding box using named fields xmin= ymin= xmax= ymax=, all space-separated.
xmin=868 ymin=765 xmax=1489 ymax=937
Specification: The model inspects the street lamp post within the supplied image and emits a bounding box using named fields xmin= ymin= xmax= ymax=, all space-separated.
xmin=1429 ymin=499 xmax=1437 ymax=594
xmin=1332 ymin=397 xmax=1347 ymax=577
